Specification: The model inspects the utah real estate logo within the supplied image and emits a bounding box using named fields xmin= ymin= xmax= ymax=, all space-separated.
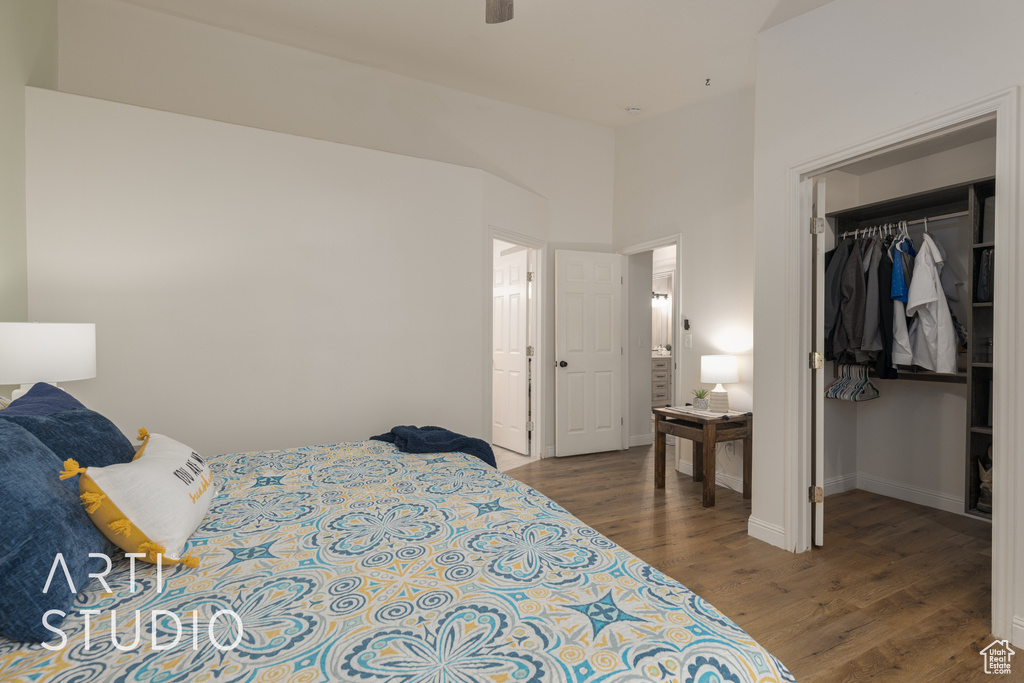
xmin=980 ymin=639 xmax=1015 ymax=675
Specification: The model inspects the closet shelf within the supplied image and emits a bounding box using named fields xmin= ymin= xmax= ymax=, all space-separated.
xmin=883 ymin=369 xmax=966 ymax=384
xmin=974 ymin=241 xmax=995 ymax=249
xmin=846 ymin=363 xmax=969 ymax=384
xmin=971 ymin=426 xmax=993 ymax=435
xmin=835 ymin=364 xmax=967 ymax=384
xmin=973 ymin=362 xmax=993 ymax=368
xmin=973 ymin=302 xmax=993 ymax=308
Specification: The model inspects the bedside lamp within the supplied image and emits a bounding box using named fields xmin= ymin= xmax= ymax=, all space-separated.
xmin=701 ymin=354 xmax=738 ymax=413
xmin=0 ymin=323 xmax=96 ymax=400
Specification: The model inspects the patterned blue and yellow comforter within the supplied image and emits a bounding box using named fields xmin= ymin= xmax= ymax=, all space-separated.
xmin=1 ymin=441 xmax=793 ymax=682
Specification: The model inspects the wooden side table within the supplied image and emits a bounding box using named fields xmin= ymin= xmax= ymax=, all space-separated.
xmin=653 ymin=407 xmax=753 ymax=507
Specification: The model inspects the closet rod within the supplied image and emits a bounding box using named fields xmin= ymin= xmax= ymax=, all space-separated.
xmin=839 ymin=209 xmax=969 ymax=239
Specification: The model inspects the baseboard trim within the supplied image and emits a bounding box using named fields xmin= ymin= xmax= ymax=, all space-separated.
xmin=824 ymin=473 xmax=857 ymax=497
xmin=629 ymin=434 xmax=654 ymax=447
xmin=1012 ymin=616 xmax=1024 ymax=648
xmin=673 ymin=460 xmax=743 ymax=494
xmin=855 ymin=472 xmax=964 ymax=515
xmin=748 ymin=516 xmax=786 ymax=549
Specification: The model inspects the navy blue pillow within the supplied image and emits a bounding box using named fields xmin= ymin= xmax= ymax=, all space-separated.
xmin=0 ymin=383 xmax=135 ymax=468
xmin=0 ymin=381 xmax=86 ymax=417
xmin=0 ymin=421 xmax=113 ymax=643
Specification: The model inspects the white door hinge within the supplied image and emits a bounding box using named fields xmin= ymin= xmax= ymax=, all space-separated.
xmin=809 ymin=352 xmax=824 ymax=370
xmin=810 ymin=217 xmax=826 ymax=234
xmin=809 ymin=486 xmax=824 ymax=503
xmin=526 ymin=421 xmax=534 ymax=431
xmin=526 ymin=271 xmax=534 ymax=282
xmin=526 ymin=346 xmax=534 ymax=357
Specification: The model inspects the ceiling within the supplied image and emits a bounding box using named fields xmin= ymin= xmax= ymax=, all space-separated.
xmin=117 ymin=0 xmax=835 ymax=127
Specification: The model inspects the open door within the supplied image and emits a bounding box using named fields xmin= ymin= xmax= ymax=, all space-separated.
xmin=555 ymin=250 xmax=623 ymax=457
xmin=492 ymin=245 xmax=530 ymax=455
xmin=810 ymin=177 xmax=826 ymax=547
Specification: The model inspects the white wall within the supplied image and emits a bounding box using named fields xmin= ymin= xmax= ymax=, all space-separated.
xmin=753 ymin=0 xmax=1024 ymax=644
xmin=858 ymin=138 xmax=997 ymax=205
xmin=56 ymin=0 xmax=612 ymax=247
xmin=26 ymin=88 xmax=546 ymax=457
xmin=0 ymin=0 xmax=56 ymax=325
xmin=615 ymin=87 xmax=755 ymax=488
xmin=54 ymin=0 xmax=609 ymax=456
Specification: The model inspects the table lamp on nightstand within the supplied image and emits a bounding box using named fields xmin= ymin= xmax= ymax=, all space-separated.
xmin=0 ymin=322 xmax=96 ymax=400
xmin=701 ymin=354 xmax=738 ymax=413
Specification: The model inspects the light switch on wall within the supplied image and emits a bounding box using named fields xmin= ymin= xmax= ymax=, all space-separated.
xmin=684 ymin=333 xmax=693 ymax=348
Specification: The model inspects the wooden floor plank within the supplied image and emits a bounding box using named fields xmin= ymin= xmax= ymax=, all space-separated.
xmin=508 ymin=445 xmax=1000 ymax=682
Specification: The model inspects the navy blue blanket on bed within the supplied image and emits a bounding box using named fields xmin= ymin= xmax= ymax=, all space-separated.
xmin=371 ymin=425 xmax=496 ymax=468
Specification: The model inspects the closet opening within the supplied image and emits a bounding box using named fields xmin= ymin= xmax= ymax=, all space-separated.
xmin=809 ymin=117 xmax=996 ymax=632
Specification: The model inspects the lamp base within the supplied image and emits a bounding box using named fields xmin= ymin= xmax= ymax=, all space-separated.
xmin=11 ymin=383 xmax=35 ymax=401
xmin=708 ymin=385 xmax=730 ymax=413
xmin=9 ymin=382 xmax=67 ymax=401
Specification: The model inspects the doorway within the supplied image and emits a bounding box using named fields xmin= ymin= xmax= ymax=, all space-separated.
xmin=622 ymin=238 xmax=681 ymax=452
xmin=792 ymin=92 xmax=1019 ymax=641
xmin=492 ymin=238 xmax=535 ymax=465
xmin=810 ymin=120 xmax=994 ymax=537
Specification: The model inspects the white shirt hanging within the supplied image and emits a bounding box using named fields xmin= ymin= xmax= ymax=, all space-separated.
xmin=892 ymin=299 xmax=914 ymax=366
xmin=906 ymin=233 xmax=958 ymax=373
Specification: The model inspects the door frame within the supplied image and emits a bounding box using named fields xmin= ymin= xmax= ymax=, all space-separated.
xmin=490 ymin=227 xmax=546 ymax=461
xmin=784 ymin=88 xmax=1019 ymax=641
xmin=621 ymin=235 xmax=683 ymax=452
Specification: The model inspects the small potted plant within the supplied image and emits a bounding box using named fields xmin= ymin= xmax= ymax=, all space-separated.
xmin=692 ymin=387 xmax=710 ymax=411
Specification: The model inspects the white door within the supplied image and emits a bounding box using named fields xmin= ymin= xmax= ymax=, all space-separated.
xmin=811 ymin=176 xmax=826 ymax=547
xmin=555 ymin=250 xmax=623 ymax=457
xmin=492 ymin=247 xmax=530 ymax=454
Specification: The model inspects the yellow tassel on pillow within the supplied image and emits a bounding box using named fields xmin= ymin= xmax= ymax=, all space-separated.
xmin=59 ymin=459 xmax=87 ymax=481
xmin=181 ymin=554 xmax=200 ymax=569
xmin=132 ymin=427 xmax=152 ymax=461
xmin=138 ymin=541 xmax=166 ymax=562
xmin=108 ymin=518 xmax=134 ymax=537
xmin=80 ymin=491 xmax=107 ymax=514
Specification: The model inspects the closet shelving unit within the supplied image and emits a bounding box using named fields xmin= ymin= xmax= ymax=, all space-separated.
xmin=966 ymin=179 xmax=996 ymax=519
xmin=827 ymin=177 xmax=995 ymax=520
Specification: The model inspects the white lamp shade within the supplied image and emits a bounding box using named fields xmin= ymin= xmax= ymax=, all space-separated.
xmin=701 ymin=354 xmax=738 ymax=385
xmin=0 ymin=323 xmax=96 ymax=385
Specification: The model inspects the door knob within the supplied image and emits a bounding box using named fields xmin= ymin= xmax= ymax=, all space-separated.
xmin=558 ymin=361 xmax=568 ymax=368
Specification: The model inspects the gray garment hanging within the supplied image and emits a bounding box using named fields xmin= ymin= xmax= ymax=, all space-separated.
xmin=834 ymin=239 xmax=867 ymax=356
xmin=824 ymin=240 xmax=853 ymax=359
xmin=860 ymin=239 xmax=884 ymax=354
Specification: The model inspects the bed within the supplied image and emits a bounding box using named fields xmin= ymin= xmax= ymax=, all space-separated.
xmin=1 ymin=438 xmax=793 ymax=682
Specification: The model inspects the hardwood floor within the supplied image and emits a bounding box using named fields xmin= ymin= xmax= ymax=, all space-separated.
xmin=507 ymin=445 xmax=999 ymax=682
